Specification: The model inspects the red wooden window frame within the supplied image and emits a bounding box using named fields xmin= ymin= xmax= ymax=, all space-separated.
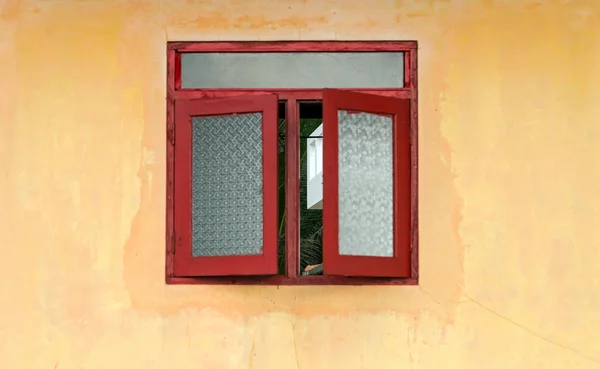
xmin=322 ymin=89 xmax=411 ymax=277
xmin=166 ymin=41 xmax=419 ymax=285
xmin=173 ymin=95 xmax=280 ymax=277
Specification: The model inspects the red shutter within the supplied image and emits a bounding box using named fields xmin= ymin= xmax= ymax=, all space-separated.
xmin=173 ymin=95 xmax=279 ymax=276
xmin=322 ymin=89 xmax=411 ymax=277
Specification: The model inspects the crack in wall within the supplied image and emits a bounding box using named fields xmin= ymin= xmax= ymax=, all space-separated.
xmin=419 ymin=286 xmax=442 ymax=305
xmin=248 ymin=331 xmax=256 ymax=369
xmin=463 ymin=294 xmax=600 ymax=365
xmin=291 ymin=320 xmax=300 ymax=369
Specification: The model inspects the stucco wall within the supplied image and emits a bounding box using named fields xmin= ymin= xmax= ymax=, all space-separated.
xmin=1 ymin=0 xmax=599 ymax=368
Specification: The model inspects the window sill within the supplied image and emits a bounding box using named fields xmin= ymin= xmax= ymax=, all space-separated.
xmin=166 ymin=275 xmax=418 ymax=286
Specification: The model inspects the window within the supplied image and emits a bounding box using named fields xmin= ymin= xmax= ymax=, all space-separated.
xmin=166 ymin=41 xmax=418 ymax=285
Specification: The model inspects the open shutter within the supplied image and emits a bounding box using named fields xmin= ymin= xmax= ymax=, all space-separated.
xmin=173 ymin=95 xmax=279 ymax=276
xmin=322 ymin=89 xmax=411 ymax=277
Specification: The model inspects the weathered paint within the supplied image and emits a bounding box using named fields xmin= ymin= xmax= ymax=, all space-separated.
xmin=1 ymin=0 xmax=599 ymax=368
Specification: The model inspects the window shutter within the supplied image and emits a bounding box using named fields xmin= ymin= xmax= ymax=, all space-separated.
xmin=173 ymin=95 xmax=279 ymax=276
xmin=322 ymin=89 xmax=411 ymax=277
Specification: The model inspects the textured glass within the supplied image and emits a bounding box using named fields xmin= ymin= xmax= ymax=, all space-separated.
xmin=338 ymin=110 xmax=393 ymax=257
xmin=181 ymin=52 xmax=404 ymax=88
xmin=192 ymin=113 xmax=263 ymax=257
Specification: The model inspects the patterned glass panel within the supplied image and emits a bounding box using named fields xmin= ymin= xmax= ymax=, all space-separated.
xmin=338 ymin=110 xmax=393 ymax=257
xmin=192 ymin=113 xmax=263 ymax=257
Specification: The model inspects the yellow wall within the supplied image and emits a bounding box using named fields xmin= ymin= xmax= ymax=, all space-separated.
xmin=1 ymin=0 xmax=600 ymax=367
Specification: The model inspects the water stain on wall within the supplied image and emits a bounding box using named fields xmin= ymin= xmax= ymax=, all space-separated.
xmin=2 ymin=0 xmax=600 ymax=368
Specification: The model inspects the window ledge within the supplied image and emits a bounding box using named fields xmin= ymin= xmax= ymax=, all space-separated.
xmin=166 ymin=275 xmax=418 ymax=286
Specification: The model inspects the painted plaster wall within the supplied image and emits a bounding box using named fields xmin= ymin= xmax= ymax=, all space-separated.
xmin=1 ymin=0 xmax=599 ymax=368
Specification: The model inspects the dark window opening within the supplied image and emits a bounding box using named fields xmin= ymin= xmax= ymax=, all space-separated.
xmin=299 ymin=102 xmax=324 ymax=275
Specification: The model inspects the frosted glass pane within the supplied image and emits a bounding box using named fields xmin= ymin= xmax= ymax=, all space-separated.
xmin=338 ymin=110 xmax=393 ymax=257
xmin=181 ymin=52 xmax=404 ymax=88
xmin=192 ymin=113 xmax=263 ymax=257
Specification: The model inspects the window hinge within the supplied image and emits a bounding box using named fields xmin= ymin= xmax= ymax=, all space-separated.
xmin=171 ymin=232 xmax=176 ymax=254
xmin=168 ymin=126 xmax=175 ymax=146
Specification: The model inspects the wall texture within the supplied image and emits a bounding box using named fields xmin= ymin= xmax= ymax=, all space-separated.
xmin=1 ymin=0 xmax=599 ymax=368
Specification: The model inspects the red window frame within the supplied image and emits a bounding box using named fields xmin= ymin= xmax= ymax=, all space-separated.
xmin=322 ymin=89 xmax=411 ymax=278
xmin=166 ymin=41 xmax=418 ymax=285
xmin=173 ymin=95 xmax=280 ymax=276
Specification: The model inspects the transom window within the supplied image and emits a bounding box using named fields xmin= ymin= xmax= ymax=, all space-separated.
xmin=166 ymin=41 xmax=418 ymax=285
